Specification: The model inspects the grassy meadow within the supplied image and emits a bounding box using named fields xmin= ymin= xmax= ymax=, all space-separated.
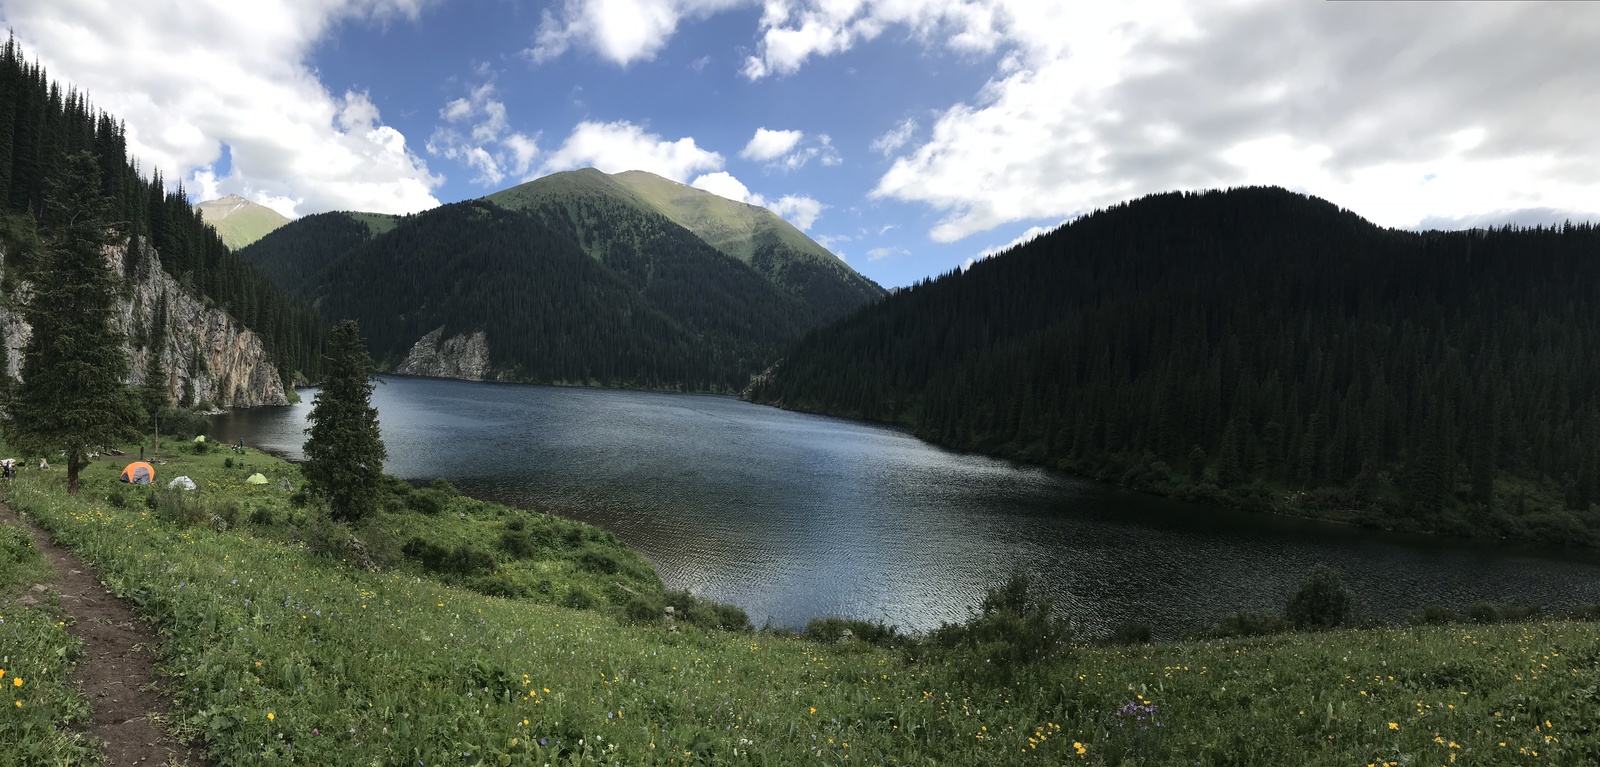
xmin=0 ymin=440 xmax=1598 ymax=765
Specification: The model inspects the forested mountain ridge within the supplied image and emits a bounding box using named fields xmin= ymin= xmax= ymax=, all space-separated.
xmin=243 ymin=169 xmax=879 ymax=392
xmin=487 ymin=168 xmax=884 ymax=319
xmin=746 ymin=186 xmax=1600 ymax=547
xmin=252 ymin=198 xmax=820 ymax=391
xmin=0 ymin=36 xmax=325 ymax=396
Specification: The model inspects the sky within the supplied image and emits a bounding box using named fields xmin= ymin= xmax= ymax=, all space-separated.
xmin=2 ymin=1 xmax=1598 ymax=289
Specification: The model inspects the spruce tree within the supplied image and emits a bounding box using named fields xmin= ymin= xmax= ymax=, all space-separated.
xmin=302 ymin=320 xmax=386 ymax=523
xmin=4 ymin=151 xmax=132 ymax=495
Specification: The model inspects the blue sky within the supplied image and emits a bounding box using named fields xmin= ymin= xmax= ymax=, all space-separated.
xmin=3 ymin=1 xmax=1599 ymax=288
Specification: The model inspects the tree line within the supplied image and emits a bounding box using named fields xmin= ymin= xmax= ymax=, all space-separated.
xmin=748 ymin=186 xmax=1600 ymax=546
xmin=0 ymin=35 xmax=326 ymax=383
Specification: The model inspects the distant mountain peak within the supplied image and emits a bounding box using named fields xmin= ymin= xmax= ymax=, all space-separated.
xmin=195 ymin=195 xmax=291 ymax=249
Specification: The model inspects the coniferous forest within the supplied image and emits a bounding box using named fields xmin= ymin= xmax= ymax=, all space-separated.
xmin=245 ymin=198 xmax=823 ymax=391
xmin=747 ymin=187 xmax=1600 ymax=546
xmin=0 ymin=37 xmax=326 ymax=381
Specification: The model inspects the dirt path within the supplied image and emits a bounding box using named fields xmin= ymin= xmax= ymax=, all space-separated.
xmin=2 ymin=501 xmax=207 ymax=766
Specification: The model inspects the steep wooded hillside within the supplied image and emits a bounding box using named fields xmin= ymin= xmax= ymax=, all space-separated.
xmin=0 ymin=36 xmax=324 ymax=391
xmin=747 ymin=187 xmax=1600 ymax=545
xmin=273 ymin=199 xmax=817 ymax=391
xmin=488 ymin=168 xmax=882 ymax=320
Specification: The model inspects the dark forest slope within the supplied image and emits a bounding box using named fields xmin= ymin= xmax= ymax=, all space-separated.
xmin=0 ymin=37 xmax=326 ymax=379
xmin=746 ymin=187 xmax=1600 ymax=545
xmin=280 ymin=199 xmax=818 ymax=391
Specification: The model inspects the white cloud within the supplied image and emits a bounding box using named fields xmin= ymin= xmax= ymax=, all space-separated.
xmin=427 ymin=81 xmax=540 ymax=186
xmin=768 ymin=194 xmax=824 ymax=230
xmin=0 ymin=0 xmax=444 ymax=217
xmin=866 ymin=246 xmax=907 ymax=261
xmin=741 ymin=128 xmax=805 ymax=161
xmin=691 ymin=171 xmax=761 ymax=204
xmin=743 ymin=0 xmax=1016 ymax=80
xmin=871 ymin=118 xmax=918 ymax=156
xmin=529 ymin=0 xmax=749 ymax=67
xmin=541 ymin=120 xmax=723 ymax=181
xmin=690 ymin=172 xmax=826 ymax=231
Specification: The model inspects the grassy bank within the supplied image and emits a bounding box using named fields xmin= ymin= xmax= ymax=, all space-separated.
xmin=0 ymin=507 xmax=98 ymax=764
xmin=2 ymin=446 xmax=1599 ymax=764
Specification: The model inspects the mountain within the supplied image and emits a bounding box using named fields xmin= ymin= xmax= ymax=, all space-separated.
xmin=242 ymin=170 xmax=880 ymax=391
xmin=487 ymin=169 xmax=882 ymax=320
xmin=746 ymin=186 xmax=1600 ymax=547
xmin=194 ymin=194 xmax=291 ymax=249
xmin=0 ymin=37 xmax=323 ymax=401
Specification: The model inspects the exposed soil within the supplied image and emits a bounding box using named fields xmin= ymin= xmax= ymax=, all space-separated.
xmin=2 ymin=501 xmax=208 ymax=766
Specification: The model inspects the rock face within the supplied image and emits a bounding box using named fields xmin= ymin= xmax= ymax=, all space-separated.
xmin=395 ymin=326 xmax=495 ymax=381
xmin=1 ymin=237 xmax=288 ymax=407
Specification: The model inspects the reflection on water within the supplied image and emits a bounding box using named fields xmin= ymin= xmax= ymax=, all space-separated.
xmin=213 ymin=376 xmax=1600 ymax=636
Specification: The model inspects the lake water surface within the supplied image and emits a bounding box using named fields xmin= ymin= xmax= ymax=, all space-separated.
xmin=212 ymin=375 xmax=1600 ymax=637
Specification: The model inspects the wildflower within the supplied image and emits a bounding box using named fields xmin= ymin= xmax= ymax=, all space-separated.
xmin=1388 ymin=722 xmax=1398 ymax=731
xmin=11 ymin=677 xmax=20 ymax=687
xmin=268 ymin=712 xmax=275 ymax=721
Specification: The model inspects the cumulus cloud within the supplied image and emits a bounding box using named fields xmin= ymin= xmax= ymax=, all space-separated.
xmin=741 ymin=128 xmax=805 ymax=161
xmin=427 ymin=81 xmax=540 ymax=185
xmin=541 ymin=120 xmax=723 ymax=181
xmin=768 ymin=194 xmax=824 ymax=230
xmin=0 ymin=0 xmax=443 ymax=217
xmin=528 ymin=0 xmax=749 ymax=66
xmin=688 ymin=171 xmax=825 ymax=230
xmin=742 ymin=0 xmax=1012 ymax=80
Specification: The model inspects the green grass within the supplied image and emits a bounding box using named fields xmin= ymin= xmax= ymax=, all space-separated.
xmin=0 ymin=512 xmax=99 ymax=765
xmin=3 ymin=446 xmax=1599 ymax=765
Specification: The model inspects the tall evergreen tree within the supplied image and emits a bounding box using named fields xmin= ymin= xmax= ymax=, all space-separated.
xmin=302 ymin=320 xmax=386 ymax=523
xmin=3 ymin=151 xmax=132 ymax=494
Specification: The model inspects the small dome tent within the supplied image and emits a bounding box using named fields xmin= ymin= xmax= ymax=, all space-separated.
xmin=245 ymin=473 xmax=269 ymax=485
xmin=119 ymin=461 xmax=155 ymax=485
xmin=168 ymin=475 xmax=197 ymax=490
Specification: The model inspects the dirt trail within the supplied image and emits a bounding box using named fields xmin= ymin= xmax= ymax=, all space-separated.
xmin=2 ymin=501 xmax=207 ymax=766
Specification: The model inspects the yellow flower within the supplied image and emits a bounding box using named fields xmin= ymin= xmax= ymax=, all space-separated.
xmin=267 ymin=712 xmax=275 ymax=721
xmin=11 ymin=677 xmax=20 ymax=688
xmin=13 ymin=701 xmax=19 ymax=708
xmin=1388 ymin=722 xmax=1398 ymax=731
xmin=809 ymin=707 xmax=816 ymax=714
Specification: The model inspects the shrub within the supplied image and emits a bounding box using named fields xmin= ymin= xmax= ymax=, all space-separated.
xmin=499 ymin=529 xmax=535 ymax=558
xmin=408 ymin=489 xmax=446 ymax=516
xmin=1408 ymin=604 xmax=1458 ymax=626
xmin=1218 ymin=610 xmax=1291 ymax=637
xmin=623 ymin=595 xmax=667 ymax=624
xmin=577 ymin=548 xmax=620 ymax=575
xmin=429 ymin=477 xmax=457 ymax=495
xmin=561 ymin=586 xmax=596 ymax=609
xmin=1111 ymin=621 xmax=1154 ymax=645
xmin=1286 ymin=564 xmax=1354 ymax=630
xmin=401 ymin=538 xmax=495 ymax=576
xmin=223 ymin=457 xmax=233 ymax=469
xmin=803 ymin=616 xmax=903 ymax=647
xmin=928 ymin=570 xmax=1068 ymax=684
xmin=248 ymin=507 xmax=276 ymax=526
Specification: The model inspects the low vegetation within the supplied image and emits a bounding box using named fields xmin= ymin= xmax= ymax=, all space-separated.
xmin=3 ymin=434 xmax=1599 ymax=764
xmin=0 ymin=510 xmax=98 ymax=764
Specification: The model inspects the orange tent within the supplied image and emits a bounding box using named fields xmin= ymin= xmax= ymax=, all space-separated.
xmin=119 ymin=461 xmax=155 ymax=485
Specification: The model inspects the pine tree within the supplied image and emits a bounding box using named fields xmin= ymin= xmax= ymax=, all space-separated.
xmin=302 ymin=320 xmax=386 ymax=523
xmin=3 ymin=151 xmax=132 ymax=494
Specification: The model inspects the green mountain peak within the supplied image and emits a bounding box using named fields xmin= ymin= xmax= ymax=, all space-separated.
xmin=194 ymin=194 xmax=292 ymax=249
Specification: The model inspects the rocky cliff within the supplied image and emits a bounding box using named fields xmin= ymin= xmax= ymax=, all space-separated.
xmin=394 ymin=326 xmax=496 ymax=381
xmin=1 ymin=237 xmax=288 ymax=407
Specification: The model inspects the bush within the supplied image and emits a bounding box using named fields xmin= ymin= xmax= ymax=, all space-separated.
xmin=1218 ymin=610 xmax=1291 ymax=637
xmin=401 ymin=537 xmax=495 ymax=576
xmin=561 ymin=586 xmax=596 ymax=609
xmin=928 ymin=570 xmax=1068 ymax=684
xmin=1111 ymin=621 xmax=1154 ymax=645
xmin=499 ymin=529 xmax=535 ymax=558
xmin=577 ymin=548 xmax=620 ymax=574
xmin=803 ymin=616 xmax=903 ymax=647
xmin=623 ymin=595 xmax=667 ymax=624
xmin=1408 ymin=604 xmax=1458 ymax=626
xmin=150 ymin=487 xmax=207 ymax=527
xmin=408 ymin=489 xmax=446 ymax=516
xmin=1286 ymin=564 xmax=1354 ymax=630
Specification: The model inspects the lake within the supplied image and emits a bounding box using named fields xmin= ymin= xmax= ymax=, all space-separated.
xmin=211 ymin=375 xmax=1600 ymax=638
